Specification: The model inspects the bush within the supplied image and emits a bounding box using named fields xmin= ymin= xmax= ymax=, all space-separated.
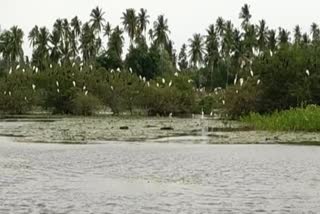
xmin=241 ymin=105 xmax=320 ymax=132
xmin=70 ymin=93 xmax=101 ymax=116
xmin=223 ymin=79 xmax=263 ymax=118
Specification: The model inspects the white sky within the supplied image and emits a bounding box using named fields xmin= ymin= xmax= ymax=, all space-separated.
xmin=1 ymin=0 xmax=320 ymax=57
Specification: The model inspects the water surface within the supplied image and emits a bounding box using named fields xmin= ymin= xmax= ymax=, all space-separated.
xmin=1 ymin=140 xmax=320 ymax=213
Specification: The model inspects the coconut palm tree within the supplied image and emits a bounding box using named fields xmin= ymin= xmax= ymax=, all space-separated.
xmin=215 ymin=17 xmax=225 ymax=37
xmin=243 ymin=24 xmax=257 ymax=54
xmin=267 ymin=29 xmax=277 ymax=51
xmin=178 ymin=44 xmax=188 ymax=70
xmin=188 ymin=33 xmax=205 ymax=68
xmin=302 ymin=33 xmax=310 ymax=45
xmin=28 ymin=25 xmax=39 ymax=47
xmin=257 ymin=19 xmax=268 ymax=51
xmin=90 ymin=6 xmax=105 ymax=33
xmin=221 ymin=21 xmax=234 ymax=57
xmin=311 ymin=23 xmax=320 ymax=42
xmin=278 ymin=28 xmax=290 ymax=45
xmin=8 ymin=26 xmax=24 ymax=63
xmin=137 ymin=8 xmax=150 ymax=37
xmin=49 ymin=29 xmax=61 ymax=63
xmin=104 ymin=22 xmax=112 ymax=38
xmin=32 ymin=27 xmax=50 ymax=67
xmin=71 ymin=16 xmax=82 ymax=37
xmin=80 ymin=22 xmax=96 ymax=62
xmin=0 ymin=27 xmax=24 ymax=65
xmin=205 ymin=24 xmax=219 ymax=66
xmin=239 ymin=4 xmax=252 ymax=29
xmin=294 ymin=25 xmax=302 ymax=45
xmin=122 ymin=8 xmax=138 ymax=45
xmin=153 ymin=15 xmax=170 ymax=49
xmin=148 ymin=29 xmax=153 ymax=41
xmin=53 ymin=19 xmax=63 ymax=39
xmin=107 ymin=26 xmax=124 ymax=61
xmin=0 ymin=31 xmax=10 ymax=62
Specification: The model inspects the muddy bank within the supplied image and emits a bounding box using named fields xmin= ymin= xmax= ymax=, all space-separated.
xmin=0 ymin=116 xmax=319 ymax=144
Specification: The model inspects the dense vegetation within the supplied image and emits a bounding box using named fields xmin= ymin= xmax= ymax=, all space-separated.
xmin=241 ymin=105 xmax=320 ymax=132
xmin=0 ymin=4 xmax=319 ymax=117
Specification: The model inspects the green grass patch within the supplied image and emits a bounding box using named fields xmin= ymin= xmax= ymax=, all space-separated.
xmin=241 ymin=105 xmax=320 ymax=132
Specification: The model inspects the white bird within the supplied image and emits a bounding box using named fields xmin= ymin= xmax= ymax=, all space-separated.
xmin=80 ymin=67 xmax=83 ymax=72
xmin=169 ymin=113 xmax=173 ymax=118
xmin=250 ymin=69 xmax=254 ymax=77
xmin=188 ymin=79 xmax=193 ymax=83
xmin=143 ymin=77 xmax=146 ymax=82
xmin=236 ymin=90 xmax=239 ymax=94
xmin=139 ymin=75 xmax=142 ymax=80
xmin=270 ymin=50 xmax=273 ymax=57
xmin=4 ymin=91 xmax=6 ymax=95
xmin=110 ymin=69 xmax=114 ymax=73
xmin=83 ymin=86 xmax=86 ymax=91
xmin=9 ymin=68 xmax=12 ymax=74
xmin=234 ymin=74 xmax=238 ymax=85
xmin=89 ymin=65 xmax=93 ymax=70
xmin=229 ymin=51 xmax=235 ymax=57
xmin=22 ymin=69 xmax=25 ymax=73
xmin=147 ymin=81 xmax=150 ymax=87
xmin=156 ymin=83 xmax=160 ymax=87
xmin=239 ymin=78 xmax=244 ymax=87
xmin=162 ymin=78 xmax=165 ymax=84
xmin=35 ymin=67 xmax=39 ymax=73
xmin=57 ymin=88 xmax=60 ymax=93
xmin=24 ymin=96 xmax=28 ymax=101
xmin=8 ymin=91 xmax=11 ymax=96
xmin=168 ymin=80 xmax=172 ymax=87
xmin=222 ymin=100 xmax=225 ymax=105
xmin=240 ymin=60 xmax=246 ymax=69
xmin=16 ymin=64 xmax=20 ymax=70
xmin=72 ymin=81 xmax=76 ymax=87
xmin=117 ymin=67 xmax=121 ymax=72
xmin=129 ymin=67 xmax=133 ymax=73
xmin=85 ymin=90 xmax=88 ymax=96
xmin=257 ymin=79 xmax=261 ymax=85
xmin=306 ymin=69 xmax=310 ymax=76
xmin=80 ymin=62 xmax=84 ymax=67
xmin=58 ymin=61 xmax=62 ymax=67
xmin=32 ymin=84 xmax=36 ymax=91
xmin=32 ymin=66 xmax=36 ymax=71
xmin=201 ymin=110 xmax=205 ymax=120
xmin=174 ymin=72 xmax=179 ymax=77
xmin=110 ymin=86 xmax=114 ymax=91
xmin=210 ymin=112 xmax=213 ymax=117
xmin=56 ymin=81 xmax=59 ymax=87
xmin=50 ymin=64 xmax=53 ymax=69
xmin=72 ymin=62 xmax=76 ymax=67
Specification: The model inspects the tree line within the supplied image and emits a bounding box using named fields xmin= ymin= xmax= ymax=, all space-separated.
xmin=0 ymin=4 xmax=319 ymax=116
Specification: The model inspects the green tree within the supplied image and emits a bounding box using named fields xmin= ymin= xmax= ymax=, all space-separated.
xmin=178 ymin=44 xmax=188 ymax=70
xmin=239 ymin=4 xmax=252 ymax=29
xmin=90 ymin=6 xmax=105 ymax=33
xmin=153 ymin=15 xmax=170 ymax=49
xmin=137 ymin=8 xmax=150 ymax=38
xmin=188 ymin=33 xmax=205 ymax=68
xmin=122 ymin=8 xmax=138 ymax=45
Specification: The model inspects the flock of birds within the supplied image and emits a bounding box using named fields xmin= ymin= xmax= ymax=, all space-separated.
xmin=2 ymin=52 xmax=312 ymax=117
xmin=2 ymin=63 xmax=192 ymax=107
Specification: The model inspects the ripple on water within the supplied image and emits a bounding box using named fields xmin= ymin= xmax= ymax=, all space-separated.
xmin=1 ymin=141 xmax=320 ymax=213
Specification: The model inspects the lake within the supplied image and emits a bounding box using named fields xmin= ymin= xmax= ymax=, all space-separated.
xmin=1 ymin=138 xmax=320 ymax=213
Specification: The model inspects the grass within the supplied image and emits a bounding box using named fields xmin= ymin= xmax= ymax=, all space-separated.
xmin=241 ymin=105 xmax=320 ymax=132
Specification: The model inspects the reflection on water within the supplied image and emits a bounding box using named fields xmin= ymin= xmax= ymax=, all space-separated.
xmin=1 ymin=141 xmax=320 ymax=213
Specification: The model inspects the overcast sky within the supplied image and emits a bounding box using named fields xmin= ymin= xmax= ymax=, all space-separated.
xmin=1 ymin=0 xmax=320 ymax=56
